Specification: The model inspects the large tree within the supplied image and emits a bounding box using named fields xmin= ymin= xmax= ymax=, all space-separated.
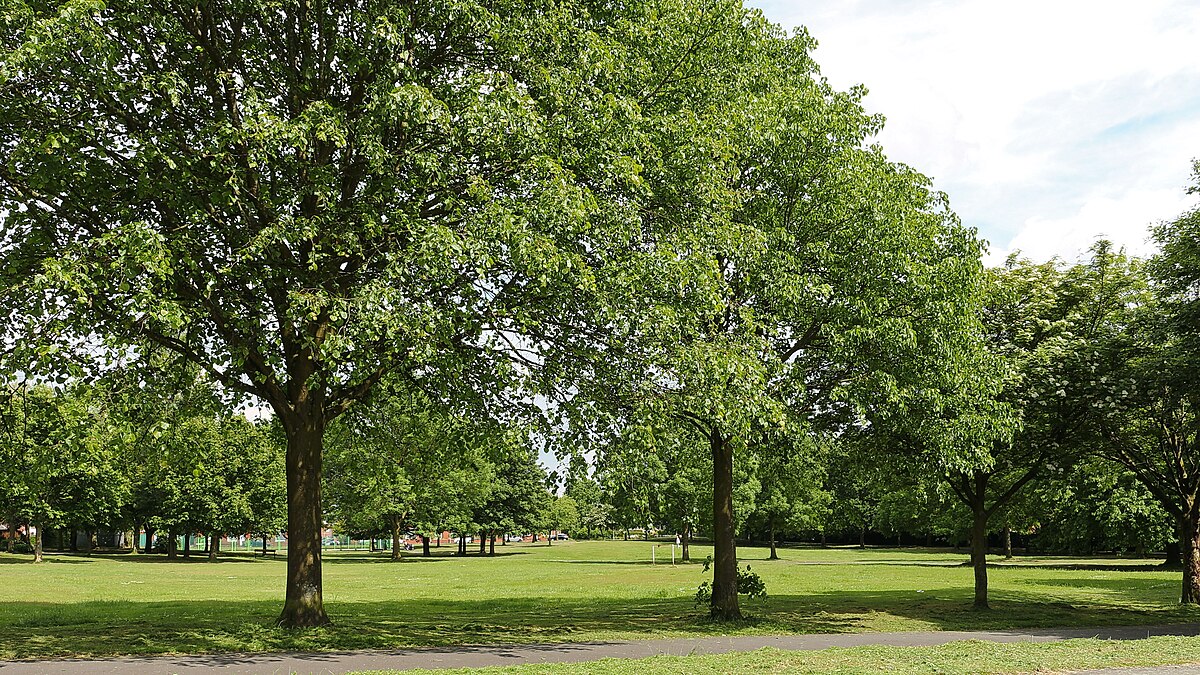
xmin=559 ymin=7 xmax=987 ymax=619
xmin=0 ymin=0 xmax=674 ymax=625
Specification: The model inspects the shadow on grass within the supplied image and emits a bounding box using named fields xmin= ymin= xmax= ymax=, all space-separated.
xmin=324 ymin=551 xmax=531 ymax=564
xmin=77 ymin=554 xmax=269 ymax=565
xmin=0 ymin=555 xmax=94 ymax=565
xmin=4 ymin=586 xmax=1200 ymax=661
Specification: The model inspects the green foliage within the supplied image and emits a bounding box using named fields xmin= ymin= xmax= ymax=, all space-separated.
xmin=0 ymin=382 xmax=130 ymax=538
xmin=1031 ymin=460 xmax=1172 ymax=555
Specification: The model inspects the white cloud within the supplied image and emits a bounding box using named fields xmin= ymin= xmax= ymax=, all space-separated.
xmin=749 ymin=0 xmax=1200 ymax=263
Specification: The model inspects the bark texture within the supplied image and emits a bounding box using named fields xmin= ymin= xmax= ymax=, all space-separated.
xmin=971 ymin=507 xmax=989 ymax=609
xmin=32 ymin=522 xmax=43 ymax=563
xmin=709 ymin=428 xmax=740 ymax=620
xmin=768 ymin=518 xmax=778 ymax=560
xmin=391 ymin=517 xmax=403 ymax=560
xmin=1183 ymin=515 xmax=1200 ymax=604
xmin=277 ymin=419 xmax=331 ymax=627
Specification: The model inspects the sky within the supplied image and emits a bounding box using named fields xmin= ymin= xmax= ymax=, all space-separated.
xmin=748 ymin=0 xmax=1200 ymax=265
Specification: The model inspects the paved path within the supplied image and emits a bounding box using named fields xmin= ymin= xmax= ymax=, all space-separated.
xmin=2 ymin=624 xmax=1199 ymax=674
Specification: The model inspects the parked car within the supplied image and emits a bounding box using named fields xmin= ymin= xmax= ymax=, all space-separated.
xmin=554 ymin=533 xmax=570 ymax=540
xmin=505 ymin=535 xmax=524 ymax=542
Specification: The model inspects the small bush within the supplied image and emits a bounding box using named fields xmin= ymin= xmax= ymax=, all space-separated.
xmin=695 ymin=556 xmax=767 ymax=606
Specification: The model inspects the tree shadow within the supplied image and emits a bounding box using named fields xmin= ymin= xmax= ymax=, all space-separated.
xmin=74 ymin=553 xmax=270 ymax=564
xmin=0 ymin=556 xmax=90 ymax=565
xmin=4 ymin=583 xmax=1200 ymax=661
xmin=994 ymin=563 xmax=1167 ymax=572
xmin=324 ymin=550 xmax=531 ymax=564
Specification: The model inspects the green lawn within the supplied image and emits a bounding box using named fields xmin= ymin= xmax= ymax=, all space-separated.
xmin=361 ymin=637 xmax=1200 ymax=675
xmin=2 ymin=541 xmax=1196 ymax=660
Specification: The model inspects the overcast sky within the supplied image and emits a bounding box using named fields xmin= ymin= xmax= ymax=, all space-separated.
xmin=748 ymin=0 xmax=1200 ymax=265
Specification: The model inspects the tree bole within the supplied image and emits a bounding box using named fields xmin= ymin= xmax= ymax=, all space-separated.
xmin=277 ymin=419 xmax=331 ymax=628
xmin=972 ymin=509 xmax=990 ymax=609
xmin=709 ymin=428 xmax=741 ymax=620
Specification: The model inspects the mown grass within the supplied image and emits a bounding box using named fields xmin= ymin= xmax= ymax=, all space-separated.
xmin=360 ymin=636 xmax=1200 ymax=674
xmin=1 ymin=541 xmax=1196 ymax=660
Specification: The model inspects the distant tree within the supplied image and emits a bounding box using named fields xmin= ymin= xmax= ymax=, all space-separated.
xmin=476 ymin=445 xmax=551 ymax=554
xmin=1032 ymin=459 xmax=1172 ymax=557
xmin=594 ymin=422 xmax=666 ymax=539
xmin=747 ymin=432 xmax=829 ymax=560
xmin=543 ymin=495 xmax=579 ymax=545
xmin=823 ymin=436 xmax=889 ymax=549
xmin=657 ymin=429 xmax=709 ymax=562
xmin=564 ymin=476 xmax=613 ymax=541
xmin=0 ymin=383 xmax=129 ymax=562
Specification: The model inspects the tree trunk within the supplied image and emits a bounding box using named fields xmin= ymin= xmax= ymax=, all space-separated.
xmin=821 ymin=529 xmax=827 ymax=548
xmin=972 ymin=508 xmax=989 ymax=609
xmin=768 ymin=517 xmax=778 ymax=560
xmin=32 ymin=521 xmax=43 ymax=563
xmin=1166 ymin=540 xmax=1182 ymax=567
xmin=478 ymin=530 xmax=486 ymax=555
xmin=1181 ymin=514 xmax=1200 ymax=604
xmin=167 ymin=529 xmax=177 ymax=559
xmin=858 ymin=525 xmax=866 ymax=549
xmin=547 ymin=530 xmax=552 ymax=546
xmin=421 ymin=535 xmax=430 ymax=557
xmin=183 ymin=533 xmax=191 ymax=558
xmin=263 ymin=534 xmax=269 ymax=557
xmin=489 ymin=532 xmax=495 ymax=556
xmin=144 ymin=526 xmax=156 ymax=555
xmin=205 ymin=533 xmax=211 ymax=557
xmin=84 ymin=529 xmax=94 ymax=556
xmin=682 ymin=522 xmax=691 ymax=562
xmin=69 ymin=528 xmax=78 ymax=552
xmin=709 ymin=428 xmax=740 ymax=620
xmin=130 ymin=525 xmax=139 ymax=555
xmin=209 ymin=533 xmax=220 ymax=562
xmin=391 ymin=517 xmax=402 ymax=561
xmin=277 ymin=418 xmax=331 ymax=628
xmin=1004 ymin=525 xmax=1013 ymax=559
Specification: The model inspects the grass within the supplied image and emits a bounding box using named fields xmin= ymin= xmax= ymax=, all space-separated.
xmin=2 ymin=541 xmax=1197 ymax=660
xmin=358 ymin=636 xmax=1200 ymax=674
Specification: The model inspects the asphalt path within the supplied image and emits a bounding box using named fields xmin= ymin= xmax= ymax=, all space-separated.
xmin=2 ymin=624 xmax=1199 ymax=674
